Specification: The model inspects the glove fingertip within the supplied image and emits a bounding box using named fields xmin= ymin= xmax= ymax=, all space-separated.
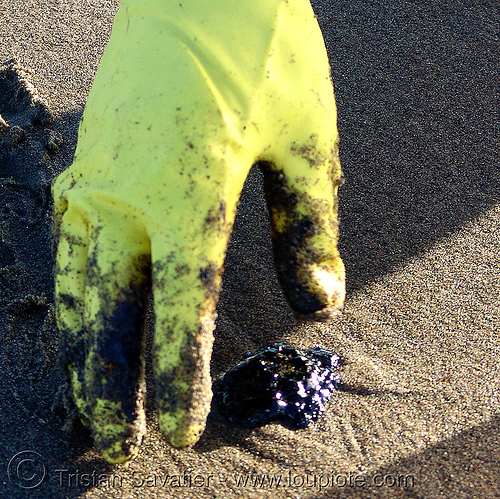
xmin=293 ymin=304 xmax=344 ymax=323
xmin=93 ymin=410 xmax=146 ymax=464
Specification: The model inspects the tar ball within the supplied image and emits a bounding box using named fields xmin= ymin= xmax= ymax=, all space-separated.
xmin=213 ymin=342 xmax=341 ymax=429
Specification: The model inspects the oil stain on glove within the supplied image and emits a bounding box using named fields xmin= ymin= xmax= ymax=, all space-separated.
xmin=52 ymin=0 xmax=345 ymax=463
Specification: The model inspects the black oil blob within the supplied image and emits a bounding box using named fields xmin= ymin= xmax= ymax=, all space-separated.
xmin=213 ymin=342 xmax=341 ymax=429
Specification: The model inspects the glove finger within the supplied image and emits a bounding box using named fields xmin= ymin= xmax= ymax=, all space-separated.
xmin=53 ymin=203 xmax=91 ymax=422
xmin=259 ymin=145 xmax=345 ymax=321
xmin=243 ymin=0 xmax=344 ymax=320
xmin=150 ymin=197 xmax=235 ymax=448
xmin=83 ymin=208 xmax=151 ymax=463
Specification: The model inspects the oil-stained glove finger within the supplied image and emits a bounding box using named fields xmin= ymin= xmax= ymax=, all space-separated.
xmin=259 ymin=147 xmax=345 ymax=321
xmin=54 ymin=196 xmax=151 ymax=463
xmin=250 ymin=0 xmax=345 ymax=320
xmin=145 ymin=148 xmax=245 ymax=448
xmin=150 ymin=234 xmax=223 ymax=449
xmin=82 ymin=209 xmax=151 ymax=463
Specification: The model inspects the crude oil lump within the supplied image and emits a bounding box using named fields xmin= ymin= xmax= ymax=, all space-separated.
xmin=213 ymin=342 xmax=341 ymax=429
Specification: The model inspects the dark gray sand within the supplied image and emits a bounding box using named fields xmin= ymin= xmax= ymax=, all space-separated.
xmin=1 ymin=1 xmax=499 ymax=497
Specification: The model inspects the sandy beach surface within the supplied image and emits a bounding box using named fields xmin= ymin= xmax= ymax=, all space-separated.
xmin=1 ymin=1 xmax=499 ymax=497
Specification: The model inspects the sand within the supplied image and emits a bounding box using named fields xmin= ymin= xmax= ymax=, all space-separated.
xmin=1 ymin=0 xmax=499 ymax=497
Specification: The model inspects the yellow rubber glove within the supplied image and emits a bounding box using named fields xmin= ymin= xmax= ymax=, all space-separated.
xmin=52 ymin=0 xmax=345 ymax=463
